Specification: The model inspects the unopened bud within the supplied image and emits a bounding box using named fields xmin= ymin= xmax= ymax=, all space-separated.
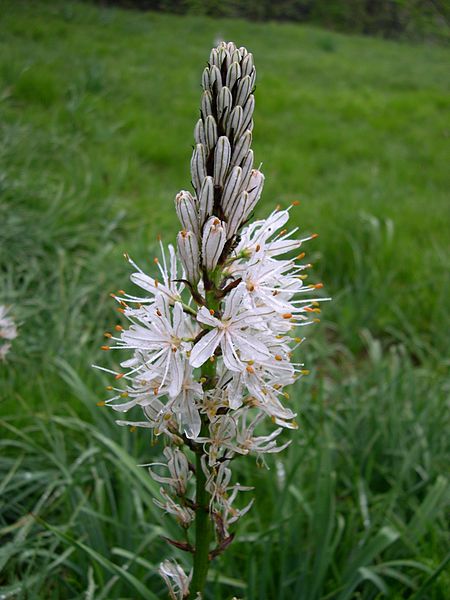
xmin=226 ymin=105 xmax=243 ymax=140
xmin=198 ymin=176 xmax=214 ymax=225
xmin=204 ymin=115 xmax=218 ymax=151
xmin=222 ymin=166 xmax=242 ymax=216
xmin=238 ymin=94 xmax=255 ymax=137
xmin=217 ymin=86 xmax=232 ymax=124
xmin=240 ymin=150 xmax=254 ymax=191
xmin=201 ymin=90 xmax=213 ymax=119
xmin=241 ymin=52 xmax=254 ymax=77
xmin=194 ymin=118 xmax=206 ymax=146
xmin=209 ymin=48 xmax=220 ymax=67
xmin=231 ymin=130 xmax=252 ymax=166
xmin=242 ymin=170 xmax=264 ymax=219
xmin=232 ymin=47 xmax=242 ymax=62
xmin=226 ymin=61 xmax=241 ymax=91
xmin=202 ymin=216 xmax=227 ymax=272
xmin=191 ymin=143 xmax=207 ymax=193
xmin=214 ymin=136 xmax=231 ymax=186
xmin=235 ymin=75 xmax=252 ymax=107
xmin=226 ymin=190 xmax=249 ymax=238
xmin=175 ymin=191 xmax=199 ymax=236
xmin=177 ymin=230 xmax=200 ymax=285
xmin=201 ymin=67 xmax=210 ymax=91
xmin=209 ymin=65 xmax=222 ymax=94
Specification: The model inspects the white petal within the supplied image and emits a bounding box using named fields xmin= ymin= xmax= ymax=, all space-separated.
xmin=190 ymin=329 xmax=223 ymax=368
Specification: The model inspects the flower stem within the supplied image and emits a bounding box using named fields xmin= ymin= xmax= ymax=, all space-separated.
xmin=191 ymin=449 xmax=211 ymax=596
xmin=191 ymin=290 xmax=219 ymax=597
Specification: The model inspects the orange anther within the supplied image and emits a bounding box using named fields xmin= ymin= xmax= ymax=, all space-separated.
xmin=154 ymin=257 xmax=159 ymax=264
xmin=296 ymin=252 xmax=306 ymax=260
xmin=104 ymin=332 xmax=112 ymax=338
xmin=101 ymin=345 xmax=110 ymax=351
xmin=255 ymin=244 xmax=261 ymax=252
xmin=275 ymin=354 xmax=282 ymax=361
xmin=115 ymin=325 xmax=123 ymax=331
xmin=291 ymin=200 xmax=300 ymax=206
xmin=282 ymin=313 xmax=292 ymax=319
xmin=311 ymin=233 xmax=319 ymax=239
xmin=96 ymin=401 xmax=106 ymax=407
xmin=209 ymin=309 xmax=215 ymax=315
xmin=246 ymin=365 xmax=255 ymax=374
xmin=115 ymin=373 xmax=124 ymax=380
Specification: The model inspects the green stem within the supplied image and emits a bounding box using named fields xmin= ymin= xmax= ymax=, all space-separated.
xmin=190 ymin=290 xmax=219 ymax=598
xmin=191 ymin=450 xmax=211 ymax=596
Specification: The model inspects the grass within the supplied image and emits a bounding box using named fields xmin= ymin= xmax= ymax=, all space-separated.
xmin=0 ymin=1 xmax=449 ymax=598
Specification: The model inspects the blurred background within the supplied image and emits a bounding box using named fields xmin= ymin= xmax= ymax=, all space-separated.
xmin=1 ymin=1 xmax=449 ymax=598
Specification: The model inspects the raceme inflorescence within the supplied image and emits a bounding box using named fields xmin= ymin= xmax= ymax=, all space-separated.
xmin=97 ymin=41 xmax=325 ymax=599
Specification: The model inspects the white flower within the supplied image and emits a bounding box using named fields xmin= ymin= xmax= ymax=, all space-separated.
xmin=149 ymin=447 xmax=192 ymax=496
xmin=159 ymin=560 xmax=192 ymax=600
xmin=190 ymin=284 xmax=271 ymax=371
xmin=116 ymin=296 xmax=191 ymax=399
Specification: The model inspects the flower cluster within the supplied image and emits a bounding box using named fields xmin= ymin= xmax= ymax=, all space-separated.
xmin=97 ymin=41 xmax=324 ymax=599
xmin=0 ymin=305 xmax=17 ymax=361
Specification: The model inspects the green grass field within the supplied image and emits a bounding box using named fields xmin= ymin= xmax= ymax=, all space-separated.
xmin=1 ymin=1 xmax=449 ymax=598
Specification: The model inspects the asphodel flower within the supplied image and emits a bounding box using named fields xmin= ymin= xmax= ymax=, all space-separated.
xmin=96 ymin=40 xmax=326 ymax=599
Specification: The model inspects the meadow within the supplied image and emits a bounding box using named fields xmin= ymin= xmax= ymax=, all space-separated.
xmin=0 ymin=1 xmax=449 ymax=598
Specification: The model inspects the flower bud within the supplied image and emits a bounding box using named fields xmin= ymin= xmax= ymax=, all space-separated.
xmin=231 ymin=48 xmax=242 ymax=63
xmin=213 ymin=136 xmax=231 ymax=186
xmin=231 ymin=130 xmax=252 ymax=167
xmin=209 ymin=65 xmax=222 ymax=94
xmin=226 ymin=61 xmax=241 ymax=91
xmin=239 ymin=46 xmax=248 ymax=58
xmin=191 ymin=143 xmax=207 ymax=193
xmin=250 ymin=67 xmax=257 ymax=90
xmin=226 ymin=105 xmax=243 ymax=140
xmin=240 ymin=149 xmax=254 ymax=191
xmin=201 ymin=90 xmax=213 ymax=119
xmin=198 ymin=176 xmax=214 ymax=225
xmin=175 ymin=191 xmax=199 ymax=236
xmin=225 ymin=190 xmax=249 ymax=238
xmin=217 ymin=87 xmax=232 ymax=124
xmin=242 ymin=170 xmax=265 ymax=218
xmin=235 ymin=75 xmax=252 ymax=107
xmin=238 ymin=94 xmax=255 ymax=137
xmin=202 ymin=67 xmax=210 ymax=91
xmin=194 ymin=118 xmax=206 ymax=146
xmin=202 ymin=216 xmax=227 ymax=272
xmin=221 ymin=166 xmax=242 ymax=216
xmin=177 ymin=230 xmax=200 ymax=285
xmin=219 ymin=47 xmax=231 ymax=70
xmin=209 ymin=47 xmax=220 ymax=68
xmin=241 ymin=52 xmax=254 ymax=77
xmin=204 ymin=115 xmax=218 ymax=151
